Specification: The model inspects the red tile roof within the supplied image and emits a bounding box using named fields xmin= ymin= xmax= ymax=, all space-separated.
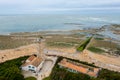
xmin=22 ymin=55 xmax=43 ymax=67
xmin=27 ymin=55 xmax=36 ymax=62
xmin=31 ymin=58 xmax=42 ymax=67
xmin=58 ymin=59 xmax=100 ymax=77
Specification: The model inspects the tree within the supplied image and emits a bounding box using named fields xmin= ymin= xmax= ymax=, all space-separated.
xmin=25 ymin=77 xmax=37 ymax=80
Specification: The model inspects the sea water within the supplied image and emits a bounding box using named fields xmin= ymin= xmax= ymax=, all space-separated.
xmin=0 ymin=14 xmax=120 ymax=34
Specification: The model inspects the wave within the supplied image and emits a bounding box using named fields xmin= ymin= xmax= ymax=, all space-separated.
xmin=66 ymin=16 xmax=120 ymax=23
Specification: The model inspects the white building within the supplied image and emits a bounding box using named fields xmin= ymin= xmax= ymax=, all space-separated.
xmin=21 ymin=38 xmax=46 ymax=73
xmin=21 ymin=55 xmax=44 ymax=73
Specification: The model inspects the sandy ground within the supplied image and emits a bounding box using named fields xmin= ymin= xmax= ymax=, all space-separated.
xmin=85 ymin=50 xmax=120 ymax=66
xmin=46 ymin=47 xmax=76 ymax=54
xmin=83 ymin=50 xmax=120 ymax=72
xmin=0 ymin=43 xmax=120 ymax=72
xmin=0 ymin=44 xmax=37 ymax=63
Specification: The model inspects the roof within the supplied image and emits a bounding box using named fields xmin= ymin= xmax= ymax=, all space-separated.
xmin=27 ymin=55 xmax=36 ymax=62
xmin=22 ymin=55 xmax=43 ymax=67
xmin=31 ymin=58 xmax=42 ymax=67
xmin=58 ymin=59 xmax=100 ymax=77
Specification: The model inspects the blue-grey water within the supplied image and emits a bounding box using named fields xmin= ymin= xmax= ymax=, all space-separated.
xmin=0 ymin=14 xmax=120 ymax=34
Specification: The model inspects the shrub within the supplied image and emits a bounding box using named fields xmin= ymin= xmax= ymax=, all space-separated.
xmin=77 ymin=37 xmax=92 ymax=51
xmin=0 ymin=56 xmax=28 ymax=80
xmin=87 ymin=47 xmax=105 ymax=53
xmin=25 ymin=77 xmax=37 ymax=80
xmin=95 ymin=38 xmax=104 ymax=40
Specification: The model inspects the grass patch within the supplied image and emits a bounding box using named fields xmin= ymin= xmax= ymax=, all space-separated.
xmin=43 ymin=77 xmax=51 ymax=80
xmin=88 ymin=38 xmax=118 ymax=49
xmin=77 ymin=37 xmax=92 ymax=52
xmin=45 ymin=34 xmax=83 ymax=47
xmin=25 ymin=77 xmax=37 ymax=80
xmin=47 ymin=42 xmax=73 ymax=48
xmin=88 ymin=47 xmax=105 ymax=53
xmin=0 ymin=35 xmax=33 ymax=50
xmin=98 ymin=69 xmax=120 ymax=80
xmin=94 ymin=37 xmax=104 ymax=40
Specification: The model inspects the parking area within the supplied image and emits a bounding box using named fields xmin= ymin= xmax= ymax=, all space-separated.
xmin=37 ymin=56 xmax=58 ymax=80
xmin=22 ymin=70 xmax=37 ymax=78
xmin=40 ymin=60 xmax=53 ymax=73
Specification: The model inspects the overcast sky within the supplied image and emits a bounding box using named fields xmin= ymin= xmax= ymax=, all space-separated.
xmin=0 ymin=0 xmax=120 ymax=14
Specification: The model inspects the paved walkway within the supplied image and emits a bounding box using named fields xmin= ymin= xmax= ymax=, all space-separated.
xmin=37 ymin=56 xmax=58 ymax=80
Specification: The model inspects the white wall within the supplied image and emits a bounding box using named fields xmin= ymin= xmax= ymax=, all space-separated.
xmin=22 ymin=65 xmax=37 ymax=72
xmin=36 ymin=61 xmax=44 ymax=72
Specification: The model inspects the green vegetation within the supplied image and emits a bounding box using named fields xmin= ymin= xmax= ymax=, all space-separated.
xmin=97 ymin=69 xmax=120 ymax=80
xmin=77 ymin=37 xmax=92 ymax=51
xmin=94 ymin=37 xmax=104 ymax=40
xmin=47 ymin=42 xmax=73 ymax=48
xmin=0 ymin=34 xmax=84 ymax=49
xmin=43 ymin=77 xmax=51 ymax=80
xmin=0 ymin=56 xmax=28 ymax=80
xmin=0 ymin=35 xmax=33 ymax=50
xmin=43 ymin=57 xmax=120 ymax=80
xmin=88 ymin=47 xmax=105 ymax=53
xmin=45 ymin=34 xmax=84 ymax=48
xmin=25 ymin=77 xmax=37 ymax=80
xmin=88 ymin=38 xmax=118 ymax=49
xmin=88 ymin=38 xmax=120 ymax=55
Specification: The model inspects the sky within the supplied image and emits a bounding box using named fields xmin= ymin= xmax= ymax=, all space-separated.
xmin=0 ymin=0 xmax=120 ymax=14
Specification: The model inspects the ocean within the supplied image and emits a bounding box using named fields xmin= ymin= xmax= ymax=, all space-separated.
xmin=0 ymin=14 xmax=120 ymax=34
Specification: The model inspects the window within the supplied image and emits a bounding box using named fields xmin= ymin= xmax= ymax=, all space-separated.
xmin=28 ymin=66 xmax=31 ymax=68
xmin=89 ymin=68 xmax=94 ymax=72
